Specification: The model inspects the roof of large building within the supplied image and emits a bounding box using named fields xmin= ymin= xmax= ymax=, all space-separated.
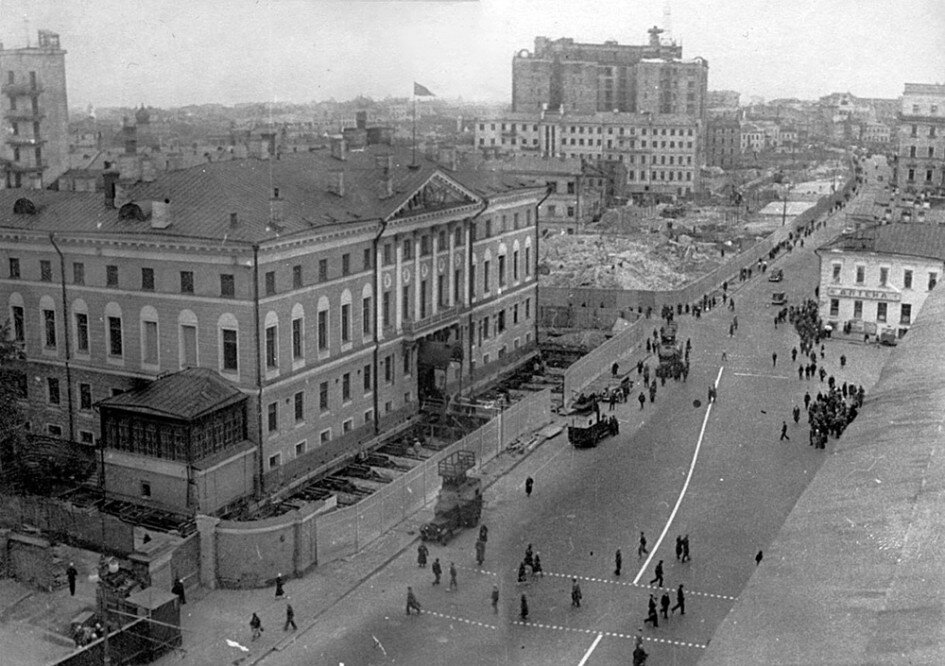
xmin=0 ymin=147 xmax=537 ymax=244
xmin=702 ymin=282 xmax=945 ymax=665
xmin=820 ymin=223 xmax=945 ymax=262
xmin=97 ymin=367 xmax=246 ymax=421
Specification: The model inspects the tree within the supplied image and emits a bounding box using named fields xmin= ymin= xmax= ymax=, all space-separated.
xmin=0 ymin=321 xmax=27 ymax=474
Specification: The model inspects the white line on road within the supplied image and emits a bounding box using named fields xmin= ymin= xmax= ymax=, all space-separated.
xmin=633 ymin=365 xmax=725 ymax=586
xmin=577 ymin=633 xmax=603 ymax=666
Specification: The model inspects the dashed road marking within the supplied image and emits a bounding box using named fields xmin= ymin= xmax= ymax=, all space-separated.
xmin=511 ymin=620 xmax=706 ymax=649
xmin=420 ymin=609 xmax=497 ymax=630
xmin=456 ymin=564 xmax=498 ymax=576
xmin=541 ymin=571 xmax=736 ymax=601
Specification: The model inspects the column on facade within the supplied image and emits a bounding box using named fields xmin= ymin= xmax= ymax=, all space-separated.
xmin=431 ymin=227 xmax=439 ymax=316
xmin=414 ymin=236 xmax=421 ymax=322
xmin=447 ymin=223 xmax=456 ymax=308
xmin=463 ymin=222 xmax=471 ymax=307
xmin=395 ymin=236 xmax=403 ymax=330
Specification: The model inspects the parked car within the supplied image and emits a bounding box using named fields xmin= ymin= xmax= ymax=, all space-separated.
xmin=768 ymin=268 xmax=784 ymax=282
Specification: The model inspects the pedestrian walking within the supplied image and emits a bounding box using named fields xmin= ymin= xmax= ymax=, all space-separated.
xmin=525 ymin=476 xmax=534 ymax=497
xmin=791 ymin=347 xmax=797 ymax=362
xmin=491 ymin=584 xmax=499 ymax=614
xmin=755 ymin=550 xmax=763 ymax=566
xmin=675 ymin=536 xmax=683 ymax=561
xmin=67 ymin=563 xmax=78 ymax=597
xmin=520 ymin=594 xmax=529 ymax=622
xmin=840 ymin=354 xmax=847 ymax=368
xmin=517 ymin=561 xmax=528 ymax=583
xmin=638 ymin=392 xmax=646 ymax=409
xmin=532 ymin=553 xmax=543 ymax=578
xmin=804 ymin=392 xmax=811 ymax=410
xmin=644 ymin=595 xmax=659 ymax=627
xmin=250 ymin=613 xmax=263 ymax=641
xmin=648 ymin=382 xmax=656 ymax=403
xmin=417 ymin=543 xmax=428 ymax=568
xmin=793 ymin=405 xmax=800 ymax=424
xmin=772 ymin=352 xmax=778 ymax=367
xmin=638 ymin=532 xmax=648 ymax=558
xmin=475 ymin=539 xmax=486 ymax=566
xmin=614 ymin=548 xmax=622 ymax=576
xmin=798 ymin=365 xmax=804 ymax=380
xmin=646 ymin=339 xmax=651 ymax=353
xmin=524 ymin=543 xmax=534 ymax=568
xmin=274 ymin=573 xmax=285 ymax=599
xmin=479 ymin=523 xmax=488 ymax=545
xmin=721 ymin=349 xmax=728 ymax=362
xmin=681 ymin=535 xmax=690 ymax=563
xmin=729 ymin=323 xmax=734 ymax=337
xmin=571 ymin=578 xmax=582 ymax=608
xmin=449 ymin=562 xmax=458 ymax=591
xmin=432 ymin=558 xmax=442 ymax=585
xmin=609 ymin=392 xmax=616 ymax=411
xmin=637 ymin=360 xmax=644 ymax=375
xmin=284 ymin=603 xmax=297 ymax=631
xmin=612 ymin=362 xmax=619 ymax=377
xmin=171 ymin=577 xmax=186 ymax=605
xmin=406 ymin=587 xmax=422 ymax=615
xmin=660 ymin=591 xmax=671 ymax=619
xmin=649 ymin=560 xmax=664 ymax=588
xmin=819 ymin=367 xmax=826 ymax=382
xmin=671 ymin=584 xmax=686 ymax=615
xmin=780 ymin=421 xmax=790 ymax=441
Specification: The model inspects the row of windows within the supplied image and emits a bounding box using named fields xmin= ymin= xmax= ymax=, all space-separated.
xmin=41 ymin=377 xmax=126 ymax=412
xmin=829 ymin=299 xmax=912 ymax=325
xmin=472 ymin=299 xmax=531 ymax=344
xmin=906 ymin=122 xmax=939 ymax=136
xmin=833 ymin=264 xmax=938 ymax=290
xmin=627 ymin=170 xmax=694 ymax=182
xmin=479 ymin=124 xmax=695 ymax=137
xmin=907 ymin=146 xmax=940 ymax=158
xmin=904 ymin=168 xmax=944 ymax=183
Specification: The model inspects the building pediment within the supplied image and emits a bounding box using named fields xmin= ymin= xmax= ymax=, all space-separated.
xmin=388 ymin=172 xmax=481 ymax=221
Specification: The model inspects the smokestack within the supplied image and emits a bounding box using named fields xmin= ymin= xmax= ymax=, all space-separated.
xmin=151 ymin=198 xmax=172 ymax=229
xmin=230 ymin=212 xmax=239 ymax=228
xmin=103 ymin=168 xmax=119 ymax=208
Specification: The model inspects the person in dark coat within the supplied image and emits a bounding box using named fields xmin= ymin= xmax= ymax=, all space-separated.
xmin=525 ymin=476 xmax=534 ymax=497
xmin=250 ymin=613 xmax=263 ymax=641
xmin=649 ymin=560 xmax=664 ymax=587
xmin=524 ymin=543 xmax=534 ymax=568
xmin=518 ymin=561 xmax=528 ymax=583
xmin=793 ymin=405 xmax=801 ymax=424
xmin=571 ymin=578 xmax=582 ymax=608
xmin=491 ymin=584 xmax=499 ymax=614
xmin=479 ymin=524 xmax=488 ymax=543
xmin=520 ymin=594 xmax=529 ymax=621
xmin=638 ymin=532 xmax=648 ymax=558
xmin=638 ymin=392 xmax=646 ymax=409
xmin=644 ymin=595 xmax=658 ymax=627
xmin=274 ymin=574 xmax=285 ymax=598
xmin=755 ymin=550 xmax=763 ymax=565
xmin=406 ymin=587 xmax=421 ymax=615
xmin=171 ymin=577 xmax=186 ymax=604
xmin=449 ymin=562 xmax=458 ymax=590
xmin=675 ymin=536 xmax=683 ymax=561
xmin=67 ymin=563 xmax=78 ymax=597
xmin=531 ymin=553 xmax=543 ymax=578
xmin=671 ymin=584 xmax=685 ymax=615
xmin=475 ymin=539 xmax=486 ymax=566
xmin=614 ymin=548 xmax=622 ymax=576
xmin=780 ymin=421 xmax=790 ymax=441
xmin=681 ymin=535 xmax=690 ymax=563
xmin=660 ymin=591 xmax=671 ymax=619
xmin=417 ymin=543 xmax=429 ymax=568
xmin=284 ymin=603 xmax=297 ymax=630
xmin=431 ymin=558 xmax=442 ymax=585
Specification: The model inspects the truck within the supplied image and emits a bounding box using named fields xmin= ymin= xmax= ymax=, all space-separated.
xmin=656 ymin=320 xmax=684 ymax=379
xmin=419 ymin=450 xmax=483 ymax=545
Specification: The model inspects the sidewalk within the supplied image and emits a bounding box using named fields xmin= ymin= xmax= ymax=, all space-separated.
xmin=156 ymin=417 xmax=566 ymax=665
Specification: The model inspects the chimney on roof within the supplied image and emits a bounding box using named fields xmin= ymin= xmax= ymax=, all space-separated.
xmin=330 ymin=136 xmax=347 ymax=161
xmin=437 ymin=147 xmax=457 ymax=171
xmin=270 ymin=187 xmax=285 ymax=222
xmin=230 ymin=212 xmax=239 ymax=228
xmin=378 ymin=172 xmax=394 ymax=199
xmin=103 ymin=169 xmax=119 ymax=208
xmin=151 ymin=198 xmax=172 ymax=229
xmin=327 ymin=170 xmax=345 ymax=196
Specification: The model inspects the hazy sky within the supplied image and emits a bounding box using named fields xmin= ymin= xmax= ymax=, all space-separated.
xmin=1 ymin=0 xmax=943 ymax=108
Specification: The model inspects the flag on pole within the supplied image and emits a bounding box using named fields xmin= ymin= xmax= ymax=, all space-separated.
xmin=413 ymin=82 xmax=435 ymax=97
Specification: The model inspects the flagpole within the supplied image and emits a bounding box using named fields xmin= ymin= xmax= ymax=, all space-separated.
xmin=412 ymin=94 xmax=417 ymax=167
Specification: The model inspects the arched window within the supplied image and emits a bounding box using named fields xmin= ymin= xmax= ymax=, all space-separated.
xmin=218 ymin=312 xmax=239 ymax=375
xmin=264 ymin=311 xmax=279 ymax=372
xmin=8 ymin=292 xmax=25 ymax=344
xmin=340 ymin=289 xmax=352 ymax=345
xmin=178 ymin=309 xmax=198 ymax=368
xmin=291 ymin=303 xmax=305 ymax=364
xmin=524 ymin=236 xmax=533 ymax=276
xmin=361 ymin=283 xmax=373 ymax=338
xmin=39 ymin=295 xmax=58 ymax=351
xmin=316 ymin=296 xmax=330 ymax=356
xmin=140 ymin=305 xmax=160 ymax=367
xmin=512 ymin=239 xmax=521 ymax=283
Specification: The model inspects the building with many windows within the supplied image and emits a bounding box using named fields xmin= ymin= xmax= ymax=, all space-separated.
xmin=706 ymin=116 xmax=740 ymax=169
xmin=0 ymin=30 xmax=70 ymax=189
xmin=817 ymin=224 xmax=945 ymax=340
xmin=894 ymin=83 xmax=945 ymax=196
xmin=0 ymin=144 xmax=543 ymax=514
xmin=475 ymin=111 xmax=701 ymax=200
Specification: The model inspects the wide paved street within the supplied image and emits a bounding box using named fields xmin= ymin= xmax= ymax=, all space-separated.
xmin=259 ymin=210 xmax=891 ymax=665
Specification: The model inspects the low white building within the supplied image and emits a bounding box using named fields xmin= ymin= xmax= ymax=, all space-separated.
xmin=817 ymin=224 xmax=945 ymax=339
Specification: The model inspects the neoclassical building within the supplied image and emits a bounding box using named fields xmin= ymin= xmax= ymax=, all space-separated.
xmin=0 ymin=144 xmax=544 ymax=514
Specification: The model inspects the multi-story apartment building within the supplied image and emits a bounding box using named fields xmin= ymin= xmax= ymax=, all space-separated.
xmin=0 ymin=144 xmax=543 ymax=514
xmin=0 ymin=30 xmax=70 ymax=189
xmin=706 ymin=116 xmax=740 ymax=169
xmin=475 ymin=112 xmax=701 ymax=200
xmin=817 ymin=224 xmax=945 ymax=340
xmin=894 ymin=83 xmax=945 ymax=195
xmin=511 ymin=28 xmax=707 ymax=120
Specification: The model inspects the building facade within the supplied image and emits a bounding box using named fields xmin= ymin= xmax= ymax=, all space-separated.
xmin=894 ymin=83 xmax=945 ymax=196
xmin=0 ymin=30 xmax=70 ymax=190
xmin=475 ymin=112 xmax=701 ymax=200
xmin=817 ymin=224 xmax=945 ymax=339
xmin=0 ymin=146 xmax=543 ymax=514
xmin=706 ymin=116 xmax=740 ymax=169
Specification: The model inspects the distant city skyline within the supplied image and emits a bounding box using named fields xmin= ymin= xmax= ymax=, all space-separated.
xmin=1 ymin=0 xmax=943 ymax=110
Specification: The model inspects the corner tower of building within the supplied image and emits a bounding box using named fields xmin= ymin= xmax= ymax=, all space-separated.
xmin=0 ymin=30 xmax=70 ymax=190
